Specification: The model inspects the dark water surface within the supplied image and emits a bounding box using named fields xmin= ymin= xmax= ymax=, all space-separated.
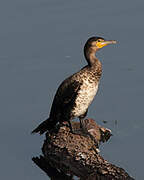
xmin=0 ymin=0 xmax=144 ymax=179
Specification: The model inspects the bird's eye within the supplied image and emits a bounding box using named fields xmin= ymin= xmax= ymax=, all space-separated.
xmin=97 ymin=39 xmax=101 ymax=42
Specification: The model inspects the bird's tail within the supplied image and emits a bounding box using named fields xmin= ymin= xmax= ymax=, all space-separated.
xmin=31 ymin=118 xmax=56 ymax=135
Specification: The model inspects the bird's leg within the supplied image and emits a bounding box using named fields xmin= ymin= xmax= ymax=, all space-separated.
xmin=68 ymin=120 xmax=73 ymax=133
xmin=79 ymin=117 xmax=85 ymax=130
xmin=79 ymin=110 xmax=88 ymax=130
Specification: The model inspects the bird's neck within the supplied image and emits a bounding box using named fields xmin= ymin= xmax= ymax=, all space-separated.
xmin=84 ymin=48 xmax=102 ymax=80
xmin=84 ymin=48 xmax=100 ymax=67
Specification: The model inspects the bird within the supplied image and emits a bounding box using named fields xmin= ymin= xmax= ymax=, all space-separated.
xmin=32 ymin=36 xmax=116 ymax=134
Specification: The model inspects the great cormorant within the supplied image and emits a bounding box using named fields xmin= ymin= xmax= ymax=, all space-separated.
xmin=32 ymin=36 xmax=116 ymax=134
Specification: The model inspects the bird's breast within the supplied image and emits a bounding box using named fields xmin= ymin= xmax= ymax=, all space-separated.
xmin=72 ymin=79 xmax=99 ymax=117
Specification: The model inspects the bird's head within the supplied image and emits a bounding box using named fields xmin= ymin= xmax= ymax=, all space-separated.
xmin=84 ymin=36 xmax=117 ymax=52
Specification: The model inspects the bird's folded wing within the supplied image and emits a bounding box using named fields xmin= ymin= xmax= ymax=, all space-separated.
xmin=49 ymin=79 xmax=82 ymax=116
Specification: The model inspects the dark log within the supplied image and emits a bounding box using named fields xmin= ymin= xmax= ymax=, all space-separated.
xmin=32 ymin=155 xmax=73 ymax=180
xmin=32 ymin=118 xmax=134 ymax=180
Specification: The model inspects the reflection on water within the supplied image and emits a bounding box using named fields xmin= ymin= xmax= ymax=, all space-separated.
xmin=0 ymin=0 xmax=144 ymax=179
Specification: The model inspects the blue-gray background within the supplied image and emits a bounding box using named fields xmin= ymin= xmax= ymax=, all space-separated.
xmin=0 ymin=0 xmax=144 ymax=179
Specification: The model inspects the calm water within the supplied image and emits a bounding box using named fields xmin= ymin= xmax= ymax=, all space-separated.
xmin=0 ymin=0 xmax=144 ymax=179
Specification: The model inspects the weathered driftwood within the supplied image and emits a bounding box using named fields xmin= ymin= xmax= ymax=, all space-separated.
xmin=32 ymin=119 xmax=134 ymax=180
